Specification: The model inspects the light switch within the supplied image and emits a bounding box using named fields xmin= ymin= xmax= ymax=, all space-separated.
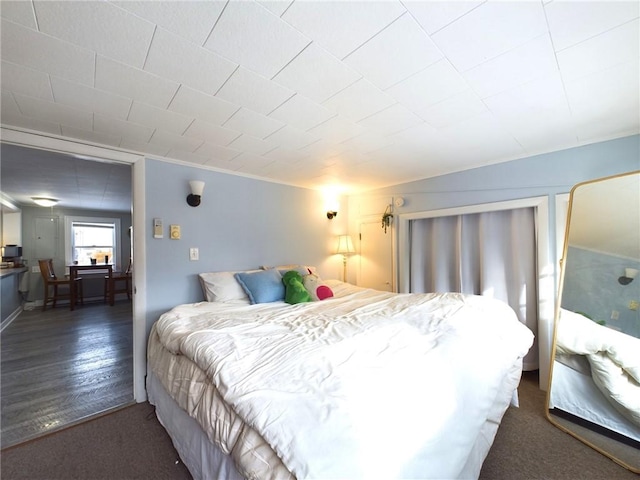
xmin=170 ymin=225 xmax=181 ymax=240
xmin=189 ymin=248 xmax=199 ymax=261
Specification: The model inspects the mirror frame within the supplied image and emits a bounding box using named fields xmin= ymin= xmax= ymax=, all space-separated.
xmin=545 ymin=170 xmax=640 ymax=474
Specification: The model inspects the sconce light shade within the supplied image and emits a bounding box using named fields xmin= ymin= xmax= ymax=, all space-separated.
xmin=327 ymin=210 xmax=338 ymax=219
xmin=32 ymin=197 xmax=58 ymax=207
xmin=618 ymin=268 xmax=639 ymax=285
xmin=187 ymin=180 xmax=205 ymax=207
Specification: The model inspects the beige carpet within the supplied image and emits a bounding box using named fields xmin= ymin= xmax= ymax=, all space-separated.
xmin=1 ymin=371 xmax=637 ymax=479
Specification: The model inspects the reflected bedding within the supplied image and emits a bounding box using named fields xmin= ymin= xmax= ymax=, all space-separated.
xmin=148 ymin=281 xmax=534 ymax=479
xmin=556 ymin=309 xmax=640 ymax=427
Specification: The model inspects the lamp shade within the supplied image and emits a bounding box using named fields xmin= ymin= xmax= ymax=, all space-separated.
xmin=189 ymin=180 xmax=205 ymax=196
xmin=336 ymin=235 xmax=355 ymax=255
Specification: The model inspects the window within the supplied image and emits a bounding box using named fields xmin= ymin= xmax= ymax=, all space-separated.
xmin=65 ymin=216 xmax=121 ymax=267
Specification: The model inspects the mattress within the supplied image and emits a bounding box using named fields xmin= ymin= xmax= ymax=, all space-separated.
xmin=147 ymin=281 xmax=534 ymax=479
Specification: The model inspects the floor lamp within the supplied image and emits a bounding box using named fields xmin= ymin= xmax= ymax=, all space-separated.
xmin=336 ymin=235 xmax=355 ymax=282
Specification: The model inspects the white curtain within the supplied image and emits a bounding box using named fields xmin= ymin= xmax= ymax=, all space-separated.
xmin=409 ymin=208 xmax=538 ymax=370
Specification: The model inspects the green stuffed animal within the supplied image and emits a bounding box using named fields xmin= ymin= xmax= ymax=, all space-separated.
xmin=282 ymin=270 xmax=312 ymax=304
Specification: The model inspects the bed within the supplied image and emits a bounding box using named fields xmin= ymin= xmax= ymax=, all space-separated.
xmin=146 ymin=268 xmax=534 ymax=479
xmin=550 ymin=308 xmax=640 ymax=442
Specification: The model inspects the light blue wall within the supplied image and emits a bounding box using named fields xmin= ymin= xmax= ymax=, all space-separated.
xmin=143 ymin=159 xmax=346 ymax=329
xmin=349 ymin=135 xmax=640 ymax=269
xmin=562 ymin=246 xmax=640 ymax=338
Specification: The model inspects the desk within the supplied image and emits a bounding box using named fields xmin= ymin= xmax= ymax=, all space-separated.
xmin=69 ymin=264 xmax=113 ymax=310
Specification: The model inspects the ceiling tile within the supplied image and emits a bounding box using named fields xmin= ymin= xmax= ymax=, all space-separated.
xmin=307 ymin=116 xmax=366 ymax=144
xmin=204 ymin=0 xmax=310 ymax=78
xmin=431 ymin=0 xmax=547 ymax=72
xmin=12 ymin=93 xmax=93 ymax=130
xmin=111 ymin=0 xmax=225 ymax=46
xmin=119 ymin=139 xmax=171 ymax=157
xmin=0 ymin=1 xmax=37 ymax=29
xmin=183 ymin=119 xmax=241 ymax=145
xmin=50 ymin=76 xmax=132 ymax=120
xmin=564 ymin=62 xmax=640 ymax=118
xmin=339 ymin=131 xmax=395 ymax=154
xmin=556 ymin=19 xmax=639 ymax=82
xmin=227 ymin=134 xmax=279 ymax=155
xmin=545 ymin=0 xmax=639 ymax=51
xmin=574 ymin=104 xmax=639 ymax=143
xmin=145 ymin=28 xmax=237 ymax=95
xmin=483 ymin=72 xmax=568 ymax=117
xmin=0 ymin=19 xmax=95 ymax=86
xmin=33 ymin=1 xmax=155 ymax=68
xmin=1 ymin=60 xmax=53 ymax=100
xmin=273 ymin=43 xmax=361 ymax=103
xmin=149 ymin=129 xmax=203 ymax=153
xmin=385 ymin=59 xmax=468 ymax=112
xmin=166 ymin=148 xmax=211 ymax=165
xmin=168 ymin=85 xmax=239 ymax=126
xmin=405 ymin=1 xmax=484 ymax=35
xmin=258 ymin=1 xmax=294 ymax=17
xmin=282 ymin=1 xmax=405 ymax=59
xmin=462 ymin=34 xmax=558 ymax=99
xmin=61 ymin=124 xmax=121 ymax=148
xmin=263 ymin=147 xmax=309 ymax=163
xmin=418 ymin=89 xmax=487 ymax=128
xmin=263 ymin=125 xmax=319 ymax=151
xmin=215 ymin=67 xmax=294 ymax=115
xmin=322 ymin=78 xmax=396 ymax=122
xmin=229 ymin=151 xmax=273 ymax=173
xmin=0 ymin=91 xmax=62 ymax=135
xmin=344 ymin=13 xmax=443 ymax=90
xmin=223 ymin=108 xmax=285 ymax=139
xmin=197 ymin=142 xmax=242 ymax=162
xmin=93 ymin=113 xmax=155 ymax=144
xmin=95 ymin=56 xmax=180 ymax=109
xmin=128 ymin=101 xmax=194 ymax=134
xmin=268 ymin=94 xmax=336 ymax=131
xmin=357 ymin=104 xmax=424 ymax=136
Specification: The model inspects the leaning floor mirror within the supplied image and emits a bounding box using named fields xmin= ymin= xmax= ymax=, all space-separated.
xmin=546 ymin=170 xmax=640 ymax=473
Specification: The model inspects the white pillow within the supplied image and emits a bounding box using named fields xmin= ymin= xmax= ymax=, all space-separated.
xmin=198 ymin=271 xmax=256 ymax=303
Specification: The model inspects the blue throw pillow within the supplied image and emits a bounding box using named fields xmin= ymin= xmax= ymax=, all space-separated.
xmin=235 ymin=269 xmax=285 ymax=304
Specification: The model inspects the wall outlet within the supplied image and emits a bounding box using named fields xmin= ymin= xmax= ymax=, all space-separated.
xmin=189 ymin=248 xmax=199 ymax=261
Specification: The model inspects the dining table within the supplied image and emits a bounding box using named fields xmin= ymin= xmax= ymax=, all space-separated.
xmin=68 ymin=263 xmax=113 ymax=310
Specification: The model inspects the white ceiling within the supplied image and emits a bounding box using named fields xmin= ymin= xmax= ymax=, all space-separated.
xmin=1 ymin=0 xmax=639 ymax=200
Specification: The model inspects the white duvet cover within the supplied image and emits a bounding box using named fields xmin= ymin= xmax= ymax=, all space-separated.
xmin=152 ymin=281 xmax=533 ymax=479
xmin=555 ymin=309 xmax=640 ymax=427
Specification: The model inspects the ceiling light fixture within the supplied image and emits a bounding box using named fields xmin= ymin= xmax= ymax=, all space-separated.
xmin=32 ymin=197 xmax=58 ymax=207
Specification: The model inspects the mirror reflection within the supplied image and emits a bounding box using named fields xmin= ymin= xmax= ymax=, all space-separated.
xmin=547 ymin=171 xmax=640 ymax=473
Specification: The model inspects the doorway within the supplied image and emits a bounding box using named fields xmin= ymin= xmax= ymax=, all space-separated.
xmin=0 ymin=141 xmax=136 ymax=447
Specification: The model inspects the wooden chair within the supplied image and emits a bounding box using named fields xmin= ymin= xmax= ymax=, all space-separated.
xmin=104 ymin=259 xmax=132 ymax=304
xmin=38 ymin=259 xmax=83 ymax=311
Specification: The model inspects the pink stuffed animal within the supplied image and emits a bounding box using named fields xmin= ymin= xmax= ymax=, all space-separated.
xmin=303 ymin=269 xmax=334 ymax=301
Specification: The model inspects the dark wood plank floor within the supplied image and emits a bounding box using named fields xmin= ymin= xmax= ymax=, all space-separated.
xmin=1 ymin=300 xmax=134 ymax=448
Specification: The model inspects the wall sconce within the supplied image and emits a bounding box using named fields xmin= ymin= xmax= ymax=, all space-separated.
xmin=336 ymin=234 xmax=355 ymax=282
xmin=32 ymin=197 xmax=58 ymax=207
xmin=327 ymin=210 xmax=338 ymax=219
xmin=186 ymin=181 xmax=205 ymax=207
xmin=618 ymin=268 xmax=638 ymax=285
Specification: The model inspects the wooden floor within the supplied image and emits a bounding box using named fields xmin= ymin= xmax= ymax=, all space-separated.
xmin=0 ymin=300 xmax=134 ymax=449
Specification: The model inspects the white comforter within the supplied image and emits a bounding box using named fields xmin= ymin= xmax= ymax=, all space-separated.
xmin=556 ymin=309 xmax=640 ymax=427
xmin=154 ymin=281 xmax=533 ymax=479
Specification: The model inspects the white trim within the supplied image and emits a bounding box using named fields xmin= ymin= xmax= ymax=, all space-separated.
xmin=398 ymin=196 xmax=554 ymax=389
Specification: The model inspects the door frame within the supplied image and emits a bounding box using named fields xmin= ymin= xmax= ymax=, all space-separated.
xmin=1 ymin=127 xmax=147 ymax=401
